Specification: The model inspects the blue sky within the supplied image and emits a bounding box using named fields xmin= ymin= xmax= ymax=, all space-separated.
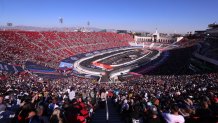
xmin=0 ymin=0 xmax=218 ymax=33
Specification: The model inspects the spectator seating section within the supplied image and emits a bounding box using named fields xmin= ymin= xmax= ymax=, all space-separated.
xmin=0 ymin=31 xmax=133 ymax=68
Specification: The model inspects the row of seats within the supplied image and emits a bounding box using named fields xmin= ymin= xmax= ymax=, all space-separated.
xmin=197 ymin=38 xmax=218 ymax=60
xmin=0 ymin=31 xmax=133 ymax=68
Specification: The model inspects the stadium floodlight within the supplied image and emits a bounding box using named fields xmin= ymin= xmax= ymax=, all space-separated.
xmin=59 ymin=17 xmax=63 ymax=24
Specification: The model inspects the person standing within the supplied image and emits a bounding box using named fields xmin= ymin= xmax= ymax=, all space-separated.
xmin=100 ymin=88 xmax=106 ymax=108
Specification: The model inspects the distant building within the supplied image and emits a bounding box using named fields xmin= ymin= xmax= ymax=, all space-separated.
xmin=194 ymin=30 xmax=206 ymax=39
xmin=206 ymin=23 xmax=218 ymax=38
xmin=134 ymin=29 xmax=183 ymax=43
xmin=7 ymin=23 xmax=13 ymax=27
xmin=99 ymin=29 xmax=107 ymax=32
xmin=117 ymin=30 xmax=128 ymax=34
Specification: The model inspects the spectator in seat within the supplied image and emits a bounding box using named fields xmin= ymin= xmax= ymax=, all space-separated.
xmin=36 ymin=105 xmax=49 ymax=123
xmin=100 ymin=88 xmax=106 ymax=108
xmin=76 ymin=113 xmax=86 ymax=123
xmin=17 ymin=102 xmax=33 ymax=123
xmin=26 ymin=109 xmax=43 ymax=123
xmin=50 ymin=108 xmax=64 ymax=123
xmin=195 ymin=101 xmax=213 ymax=123
xmin=121 ymin=99 xmax=130 ymax=122
xmin=162 ymin=104 xmax=185 ymax=123
xmin=131 ymin=101 xmax=143 ymax=123
xmin=0 ymin=95 xmax=4 ymax=104
xmin=146 ymin=105 xmax=162 ymax=123
xmin=68 ymin=86 xmax=75 ymax=101
xmin=48 ymin=97 xmax=59 ymax=116
xmin=0 ymin=104 xmax=16 ymax=123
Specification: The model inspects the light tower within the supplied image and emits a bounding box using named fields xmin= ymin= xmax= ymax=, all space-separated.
xmin=87 ymin=21 xmax=90 ymax=32
xmin=59 ymin=17 xmax=64 ymax=31
xmin=87 ymin=21 xmax=90 ymax=27
xmin=59 ymin=17 xmax=63 ymax=24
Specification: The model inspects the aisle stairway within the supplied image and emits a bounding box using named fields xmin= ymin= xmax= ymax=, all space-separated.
xmin=92 ymin=99 xmax=124 ymax=123
xmin=92 ymin=107 xmax=107 ymax=123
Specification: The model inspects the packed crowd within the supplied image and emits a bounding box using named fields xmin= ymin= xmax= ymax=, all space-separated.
xmin=0 ymin=71 xmax=99 ymax=123
xmin=115 ymin=73 xmax=218 ymax=123
xmin=0 ymin=70 xmax=218 ymax=123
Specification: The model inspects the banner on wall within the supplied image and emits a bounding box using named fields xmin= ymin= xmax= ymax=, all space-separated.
xmin=59 ymin=62 xmax=73 ymax=68
xmin=0 ymin=62 xmax=23 ymax=73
